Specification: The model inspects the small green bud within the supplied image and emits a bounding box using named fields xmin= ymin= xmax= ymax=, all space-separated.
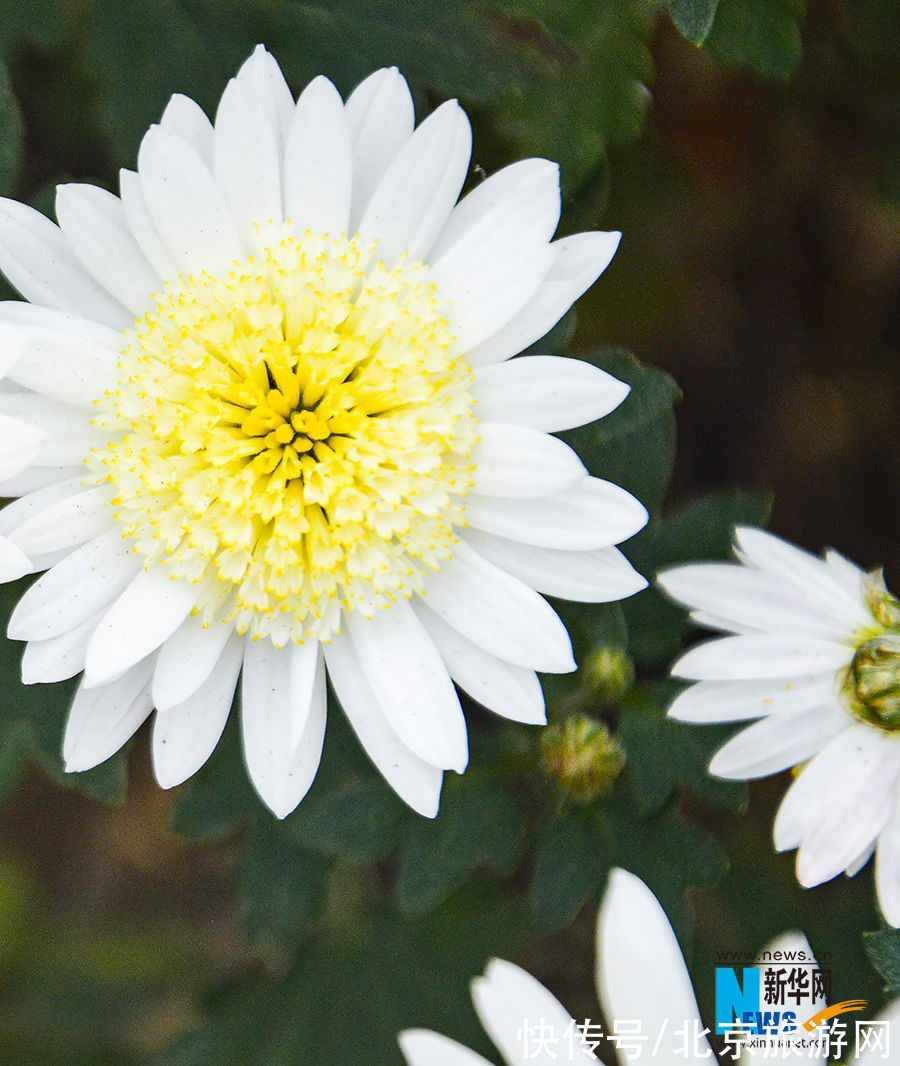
xmin=863 ymin=569 xmax=900 ymax=630
xmin=581 ymin=646 xmax=634 ymax=705
xmin=842 ymin=634 xmax=900 ymax=732
xmin=539 ymin=714 xmax=626 ymax=804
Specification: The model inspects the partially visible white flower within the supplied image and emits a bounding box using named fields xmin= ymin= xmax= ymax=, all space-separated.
xmin=0 ymin=46 xmax=649 ymax=819
xmin=658 ymin=526 xmax=900 ymax=925
xmin=399 ymin=869 xmax=844 ymax=1065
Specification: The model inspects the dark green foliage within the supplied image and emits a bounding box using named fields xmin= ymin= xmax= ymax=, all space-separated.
xmin=619 ymin=681 xmax=748 ymax=814
xmin=164 ymin=889 xmax=530 ymax=1066
xmin=864 ymin=927 xmax=900 ymax=996
xmin=705 ymin=0 xmax=805 ymax=79
xmin=530 ymin=786 xmax=728 ymax=942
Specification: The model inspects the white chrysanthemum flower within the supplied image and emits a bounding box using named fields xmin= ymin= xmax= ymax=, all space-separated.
xmin=659 ymin=526 xmax=900 ymax=925
xmin=0 ymin=47 xmax=649 ymax=818
xmin=400 ymin=869 xmax=854 ymax=1065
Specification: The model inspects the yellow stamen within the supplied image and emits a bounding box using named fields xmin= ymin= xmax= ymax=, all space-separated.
xmin=92 ymin=231 xmax=476 ymax=645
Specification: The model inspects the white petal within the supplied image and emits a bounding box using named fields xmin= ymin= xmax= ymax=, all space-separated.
xmin=8 ymin=529 xmax=139 ymax=640
xmin=429 ymin=158 xmax=559 ymax=261
xmin=734 ymin=526 xmax=871 ymax=628
xmin=119 ymin=169 xmax=179 ymax=281
xmin=441 ymin=248 xmax=550 ymax=353
xmin=64 ymin=660 xmax=153 ymax=771
xmin=876 ymin=796 xmax=900 ymax=926
xmin=345 ymin=602 xmax=468 ymax=772
xmin=672 ymin=634 xmax=851 ymax=681
xmin=240 ymin=637 xmax=326 ymax=818
xmin=152 ymin=632 xmax=242 ymax=789
xmin=159 ymin=93 xmax=214 ymax=164
xmin=708 ymin=704 xmax=846 ymax=779
xmin=398 ymin=1030 xmax=494 ymax=1066
xmin=467 ymin=231 xmax=621 ymax=365
xmin=137 ymin=126 xmax=244 ymax=274
xmin=290 ymin=639 xmax=320 ymax=749
xmin=21 ymin=611 xmax=100 ymax=684
xmin=471 ymin=423 xmax=586 ymax=498
xmin=795 ymin=732 xmax=900 ymax=887
xmin=0 ymin=466 xmax=81 ymax=497
xmin=0 ymin=392 xmax=102 ymax=466
xmin=55 ymin=183 xmax=161 ymax=314
xmin=234 ymin=46 xmax=295 ymax=143
xmin=0 ymin=319 xmax=27 ymax=378
xmin=473 ymin=356 xmax=630 ymax=433
xmin=345 ymin=67 xmax=415 ymax=232
xmin=0 ymin=411 xmax=45 ymax=480
xmin=324 ymin=632 xmax=443 ymax=817
xmin=83 ymin=566 xmax=200 ymax=687
xmin=472 ymin=958 xmax=599 ymax=1065
xmin=429 ymin=162 xmax=559 ymax=349
xmin=419 ymin=539 xmax=575 ymax=673
xmin=213 ymin=78 xmax=283 ymax=243
xmin=63 ymin=659 xmax=155 ymax=772
xmin=7 ymin=324 xmax=120 ymax=407
xmin=597 ymin=869 xmax=714 ymax=1064
xmin=413 ymin=600 xmax=546 ymax=724
xmin=464 ymin=477 xmax=648 ymax=551
xmin=774 ymin=724 xmax=884 ymax=851
xmin=0 ymin=198 xmax=130 ymax=328
xmin=0 ymin=535 xmax=29 ymax=582
xmin=283 ymin=76 xmax=352 ymax=237
xmin=824 ymin=547 xmax=865 ymax=596
xmin=356 ymin=100 xmax=471 ymax=264
xmin=8 ymin=484 xmax=113 ymax=555
xmin=0 ymin=300 xmax=122 ymax=345
xmin=151 ymin=613 xmax=235 ymax=711
xmin=0 ymin=474 xmax=96 ymax=536
xmin=667 ymin=675 xmax=842 ymax=724
xmin=658 ymin=562 xmax=853 ymax=640
xmin=465 ymin=530 xmax=646 ymax=603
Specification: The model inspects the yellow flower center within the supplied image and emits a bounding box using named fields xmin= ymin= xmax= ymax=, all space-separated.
xmin=92 ymin=232 xmax=477 ymax=645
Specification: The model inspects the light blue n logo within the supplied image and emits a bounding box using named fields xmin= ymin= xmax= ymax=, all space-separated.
xmin=715 ymin=967 xmax=760 ymax=1033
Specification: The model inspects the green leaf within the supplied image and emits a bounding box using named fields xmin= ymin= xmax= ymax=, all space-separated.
xmin=864 ymin=927 xmax=900 ymax=996
xmin=622 ymin=488 xmax=772 ymax=667
xmin=531 ymin=807 xmax=605 ymax=929
xmin=618 ymin=681 xmax=747 ymax=814
xmin=395 ymin=780 xmax=524 ymax=916
xmin=287 ymin=779 xmax=407 ymax=862
xmin=0 ymin=61 xmax=23 ymax=195
xmin=669 ymin=0 xmax=720 ymax=45
xmin=239 ymin=823 xmax=329 ymax=954
xmin=705 ymin=0 xmax=806 ymax=80
xmin=562 ymin=348 xmax=680 ymax=515
xmin=164 ymin=890 xmax=531 ymax=1065
xmin=0 ymin=0 xmax=74 ymax=53
xmin=493 ymin=0 xmax=657 ymax=196
xmin=530 ymin=787 xmax=728 ymax=938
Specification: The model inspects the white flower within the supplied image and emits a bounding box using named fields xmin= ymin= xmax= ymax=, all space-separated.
xmin=659 ymin=526 xmax=900 ymax=925
xmin=0 ymin=47 xmax=648 ymax=818
xmin=399 ymin=868 xmax=874 ymax=1065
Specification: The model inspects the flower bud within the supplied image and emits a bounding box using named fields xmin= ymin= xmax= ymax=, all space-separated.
xmin=843 ymin=634 xmax=900 ymax=732
xmin=539 ymin=715 xmax=626 ymax=804
xmin=581 ymin=646 xmax=634 ymax=706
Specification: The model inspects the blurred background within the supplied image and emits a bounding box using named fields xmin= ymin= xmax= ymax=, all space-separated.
xmin=0 ymin=0 xmax=896 ymax=1061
